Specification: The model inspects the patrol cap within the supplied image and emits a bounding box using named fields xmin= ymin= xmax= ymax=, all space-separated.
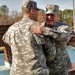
xmin=46 ymin=4 xmax=59 ymax=15
xmin=22 ymin=0 xmax=39 ymax=10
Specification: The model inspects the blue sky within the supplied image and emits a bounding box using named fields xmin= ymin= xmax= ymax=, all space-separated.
xmin=0 ymin=0 xmax=74 ymax=12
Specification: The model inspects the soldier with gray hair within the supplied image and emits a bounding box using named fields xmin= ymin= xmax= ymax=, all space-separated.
xmin=30 ymin=4 xmax=72 ymax=75
xmin=2 ymin=0 xmax=49 ymax=75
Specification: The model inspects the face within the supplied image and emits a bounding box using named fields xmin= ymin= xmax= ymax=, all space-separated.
xmin=46 ymin=14 xmax=59 ymax=27
xmin=30 ymin=8 xmax=38 ymax=21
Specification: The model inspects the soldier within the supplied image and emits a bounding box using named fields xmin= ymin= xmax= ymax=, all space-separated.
xmin=2 ymin=0 xmax=49 ymax=75
xmin=30 ymin=4 xmax=72 ymax=75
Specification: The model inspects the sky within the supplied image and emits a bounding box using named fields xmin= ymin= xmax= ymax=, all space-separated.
xmin=0 ymin=0 xmax=74 ymax=12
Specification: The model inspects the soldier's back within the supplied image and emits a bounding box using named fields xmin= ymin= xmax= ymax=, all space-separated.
xmin=7 ymin=17 xmax=49 ymax=75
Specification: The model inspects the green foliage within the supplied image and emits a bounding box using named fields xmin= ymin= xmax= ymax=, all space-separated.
xmin=0 ymin=5 xmax=9 ymax=15
xmin=59 ymin=9 xmax=73 ymax=28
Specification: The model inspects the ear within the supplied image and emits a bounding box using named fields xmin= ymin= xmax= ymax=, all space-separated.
xmin=30 ymin=8 xmax=34 ymax=14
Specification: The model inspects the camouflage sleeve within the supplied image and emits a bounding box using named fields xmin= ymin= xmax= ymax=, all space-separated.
xmin=30 ymin=22 xmax=45 ymax=44
xmin=43 ymin=25 xmax=72 ymax=42
xmin=32 ymin=33 xmax=45 ymax=44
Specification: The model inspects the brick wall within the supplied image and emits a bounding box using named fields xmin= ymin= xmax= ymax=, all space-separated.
xmin=0 ymin=25 xmax=12 ymax=64
xmin=0 ymin=25 xmax=10 ymax=46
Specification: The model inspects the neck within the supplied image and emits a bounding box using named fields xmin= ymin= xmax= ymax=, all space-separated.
xmin=45 ymin=23 xmax=53 ymax=28
xmin=23 ymin=13 xmax=30 ymax=18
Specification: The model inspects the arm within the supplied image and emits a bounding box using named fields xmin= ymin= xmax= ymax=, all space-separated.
xmin=30 ymin=23 xmax=72 ymax=42
xmin=43 ymin=25 xmax=72 ymax=42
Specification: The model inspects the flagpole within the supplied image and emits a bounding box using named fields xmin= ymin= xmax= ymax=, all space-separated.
xmin=73 ymin=0 xmax=75 ymax=33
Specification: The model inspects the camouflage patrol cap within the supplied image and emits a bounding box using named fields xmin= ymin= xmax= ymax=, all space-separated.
xmin=22 ymin=0 xmax=39 ymax=10
xmin=46 ymin=4 xmax=59 ymax=14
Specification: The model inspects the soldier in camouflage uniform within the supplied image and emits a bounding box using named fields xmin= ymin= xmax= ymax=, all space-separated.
xmin=30 ymin=4 xmax=72 ymax=75
xmin=2 ymin=0 xmax=50 ymax=75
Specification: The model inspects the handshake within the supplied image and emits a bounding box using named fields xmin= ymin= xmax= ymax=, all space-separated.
xmin=30 ymin=24 xmax=44 ymax=34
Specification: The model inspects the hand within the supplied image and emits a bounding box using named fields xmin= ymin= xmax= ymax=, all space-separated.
xmin=30 ymin=25 xmax=44 ymax=34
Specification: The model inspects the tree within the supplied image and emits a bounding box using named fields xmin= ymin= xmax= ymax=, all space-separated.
xmin=8 ymin=10 xmax=22 ymax=25
xmin=0 ymin=5 xmax=9 ymax=15
xmin=59 ymin=10 xmax=63 ymax=22
xmin=59 ymin=9 xmax=73 ymax=28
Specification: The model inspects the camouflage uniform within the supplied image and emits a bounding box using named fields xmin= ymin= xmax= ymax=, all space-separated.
xmin=43 ymin=36 xmax=56 ymax=62
xmin=43 ymin=22 xmax=72 ymax=75
xmin=40 ymin=4 xmax=72 ymax=75
xmin=2 ymin=16 xmax=49 ymax=75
